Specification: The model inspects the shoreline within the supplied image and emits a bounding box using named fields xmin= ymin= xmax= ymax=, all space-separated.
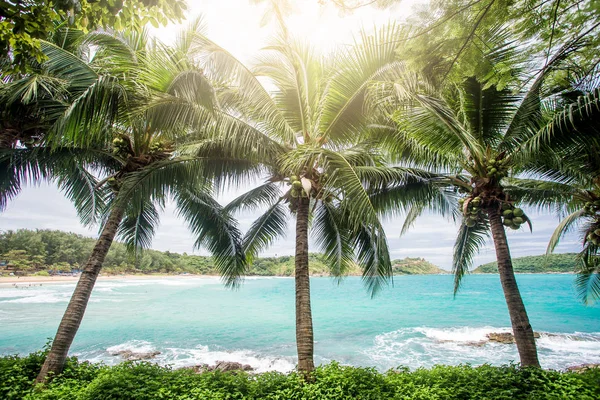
xmin=0 ymin=271 xmax=575 ymax=285
xmin=0 ymin=274 xmax=222 ymax=285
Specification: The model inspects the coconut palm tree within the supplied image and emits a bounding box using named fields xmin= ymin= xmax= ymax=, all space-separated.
xmin=529 ymin=78 xmax=600 ymax=303
xmin=32 ymin=24 xmax=248 ymax=383
xmin=0 ymin=28 xmax=109 ymax=223
xmin=371 ymin=32 xmax=597 ymax=367
xmin=180 ymin=26 xmax=421 ymax=375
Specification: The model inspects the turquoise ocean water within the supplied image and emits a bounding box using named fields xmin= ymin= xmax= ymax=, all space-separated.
xmin=1 ymin=275 xmax=599 ymax=372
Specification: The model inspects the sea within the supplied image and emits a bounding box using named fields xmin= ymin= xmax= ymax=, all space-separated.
xmin=1 ymin=275 xmax=599 ymax=373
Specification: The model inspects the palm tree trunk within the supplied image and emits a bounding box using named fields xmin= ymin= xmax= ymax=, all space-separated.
xmin=36 ymin=205 xmax=125 ymax=383
xmin=487 ymin=206 xmax=540 ymax=367
xmin=295 ymin=196 xmax=315 ymax=375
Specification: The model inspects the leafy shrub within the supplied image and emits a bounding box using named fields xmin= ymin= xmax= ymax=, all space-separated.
xmin=1 ymin=354 xmax=599 ymax=399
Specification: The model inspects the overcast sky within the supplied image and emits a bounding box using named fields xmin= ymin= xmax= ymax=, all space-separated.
xmin=0 ymin=0 xmax=583 ymax=270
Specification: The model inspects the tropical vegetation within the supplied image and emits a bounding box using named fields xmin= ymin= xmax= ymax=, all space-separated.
xmin=0 ymin=0 xmax=599 ymax=390
xmin=2 ymin=352 xmax=600 ymax=400
xmin=474 ymin=253 xmax=579 ymax=274
xmin=0 ymin=229 xmax=448 ymax=276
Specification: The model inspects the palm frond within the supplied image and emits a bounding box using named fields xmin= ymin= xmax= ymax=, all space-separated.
xmin=118 ymin=196 xmax=162 ymax=255
xmin=242 ymin=200 xmax=288 ymax=262
xmin=224 ymin=182 xmax=281 ymax=214
xmin=453 ymin=220 xmax=490 ymax=294
xmin=175 ymin=187 xmax=247 ymax=288
xmin=575 ymin=243 xmax=600 ymax=304
xmin=547 ymin=208 xmax=586 ymax=254
xmin=312 ymin=202 xmax=355 ymax=279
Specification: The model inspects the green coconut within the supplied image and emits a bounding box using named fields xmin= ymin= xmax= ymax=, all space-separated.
xmin=513 ymin=217 xmax=524 ymax=224
xmin=489 ymin=159 xmax=496 ymax=165
xmin=501 ymin=203 xmax=511 ymax=211
xmin=503 ymin=219 xmax=512 ymax=226
xmin=594 ymin=229 xmax=600 ymax=236
xmin=290 ymin=175 xmax=299 ymax=182
xmin=510 ymin=224 xmax=520 ymax=230
xmin=290 ymin=189 xmax=299 ymax=198
xmin=512 ymin=208 xmax=524 ymax=217
xmin=489 ymin=168 xmax=497 ymax=175
xmin=458 ymin=198 xmax=465 ymax=204
xmin=503 ymin=209 xmax=513 ymax=218
xmin=292 ymin=181 xmax=302 ymax=190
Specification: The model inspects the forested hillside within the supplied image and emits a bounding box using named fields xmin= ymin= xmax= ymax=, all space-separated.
xmin=0 ymin=230 xmax=443 ymax=276
xmin=473 ymin=253 xmax=578 ymax=274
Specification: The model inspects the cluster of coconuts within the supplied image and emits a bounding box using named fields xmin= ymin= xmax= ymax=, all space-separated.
xmin=584 ymin=199 xmax=600 ymax=215
xmin=286 ymin=173 xmax=332 ymax=212
xmin=459 ymin=196 xmax=482 ymax=227
xmin=587 ymin=227 xmax=600 ymax=246
xmin=289 ymin=175 xmax=307 ymax=199
xmin=501 ymin=203 xmax=526 ymax=230
xmin=485 ymin=157 xmax=508 ymax=179
xmin=112 ymin=136 xmax=131 ymax=157
xmin=148 ymin=140 xmax=166 ymax=155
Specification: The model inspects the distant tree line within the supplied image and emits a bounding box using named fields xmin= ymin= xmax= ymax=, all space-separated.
xmin=0 ymin=229 xmax=335 ymax=276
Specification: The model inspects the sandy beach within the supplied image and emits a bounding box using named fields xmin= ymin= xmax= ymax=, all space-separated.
xmin=0 ymin=274 xmax=217 ymax=285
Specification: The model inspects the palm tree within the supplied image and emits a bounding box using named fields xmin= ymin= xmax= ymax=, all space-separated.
xmin=372 ymin=34 xmax=595 ymax=367
xmin=531 ymin=80 xmax=600 ymax=304
xmin=33 ymin=24 xmax=248 ymax=383
xmin=0 ymin=29 xmax=108 ymax=223
xmin=181 ymin=26 xmax=414 ymax=375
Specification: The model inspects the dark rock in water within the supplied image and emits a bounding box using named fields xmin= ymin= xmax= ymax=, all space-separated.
xmin=486 ymin=331 xmax=541 ymax=344
xmin=184 ymin=361 xmax=254 ymax=373
xmin=109 ymin=349 xmax=161 ymax=361
xmin=567 ymin=363 xmax=600 ymax=373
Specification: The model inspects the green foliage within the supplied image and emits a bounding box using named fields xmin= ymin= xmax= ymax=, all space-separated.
xmin=391 ymin=258 xmax=448 ymax=275
xmin=1 ymin=355 xmax=599 ymax=400
xmin=473 ymin=253 xmax=578 ymax=273
xmin=0 ymin=0 xmax=187 ymax=72
xmin=0 ymin=229 xmax=450 ymax=277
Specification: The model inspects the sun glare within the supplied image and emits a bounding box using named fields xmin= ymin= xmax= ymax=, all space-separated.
xmin=158 ymin=0 xmax=424 ymax=62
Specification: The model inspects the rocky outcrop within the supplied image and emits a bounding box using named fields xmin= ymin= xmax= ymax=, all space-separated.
xmin=486 ymin=332 xmax=540 ymax=344
xmin=109 ymin=350 xmax=161 ymax=361
xmin=184 ymin=361 xmax=254 ymax=373
xmin=567 ymin=363 xmax=600 ymax=373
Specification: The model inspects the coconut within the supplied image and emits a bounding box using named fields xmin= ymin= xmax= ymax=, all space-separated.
xmin=458 ymin=198 xmax=465 ymax=204
xmin=510 ymin=224 xmax=520 ymax=230
xmin=290 ymin=189 xmax=299 ymax=198
xmin=489 ymin=159 xmax=496 ymax=165
xmin=290 ymin=175 xmax=299 ymax=182
xmin=588 ymin=233 xmax=596 ymax=241
xmin=501 ymin=203 xmax=511 ymax=211
xmin=513 ymin=217 xmax=524 ymax=224
xmin=512 ymin=208 xmax=524 ymax=217
xmin=292 ymin=181 xmax=302 ymax=190
xmin=503 ymin=219 xmax=512 ymax=226
xmin=489 ymin=168 xmax=497 ymax=175
xmin=595 ymin=229 xmax=600 ymax=236
xmin=503 ymin=210 xmax=513 ymax=218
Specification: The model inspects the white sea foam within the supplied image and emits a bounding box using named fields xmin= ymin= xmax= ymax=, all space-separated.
xmin=415 ymin=326 xmax=512 ymax=343
xmin=1 ymin=290 xmax=72 ymax=303
xmin=106 ymin=340 xmax=157 ymax=355
xmin=163 ymin=345 xmax=295 ymax=373
xmin=364 ymin=327 xmax=600 ymax=371
xmin=86 ymin=340 xmax=295 ymax=373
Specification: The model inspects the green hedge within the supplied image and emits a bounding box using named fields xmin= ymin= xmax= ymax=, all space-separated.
xmin=2 ymin=352 xmax=599 ymax=399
